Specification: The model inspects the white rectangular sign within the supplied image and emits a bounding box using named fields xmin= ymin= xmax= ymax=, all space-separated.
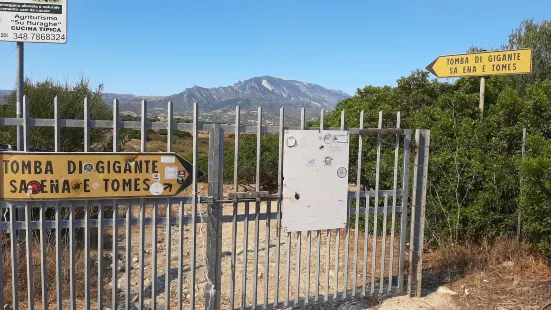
xmin=282 ymin=130 xmax=350 ymax=232
xmin=0 ymin=0 xmax=67 ymax=44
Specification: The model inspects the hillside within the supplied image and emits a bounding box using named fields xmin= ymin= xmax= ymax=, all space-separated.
xmin=109 ymin=75 xmax=349 ymax=114
xmin=154 ymin=75 xmax=349 ymax=111
xmin=1 ymin=76 xmax=349 ymax=125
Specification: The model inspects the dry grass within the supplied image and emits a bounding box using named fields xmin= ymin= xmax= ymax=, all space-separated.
xmin=2 ymin=230 xmax=115 ymax=308
xmin=422 ymin=239 xmax=551 ymax=310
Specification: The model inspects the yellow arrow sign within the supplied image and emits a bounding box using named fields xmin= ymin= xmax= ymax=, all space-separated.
xmin=426 ymin=49 xmax=532 ymax=78
xmin=0 ymin=152 xmax=204 ymax=200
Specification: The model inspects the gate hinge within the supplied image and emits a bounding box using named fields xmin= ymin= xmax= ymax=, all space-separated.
xmin=411 ymin=145 xmax=418 ymax=153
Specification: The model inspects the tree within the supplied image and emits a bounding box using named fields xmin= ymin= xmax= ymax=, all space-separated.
xmin=0 ymin=77 xmax=113 ymax=152
xmin=506 ymin=18 xmax=551 ymax=89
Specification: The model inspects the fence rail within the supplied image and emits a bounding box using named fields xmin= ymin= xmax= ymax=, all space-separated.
xmin=0 ymin=96 xmax=430 ymax=310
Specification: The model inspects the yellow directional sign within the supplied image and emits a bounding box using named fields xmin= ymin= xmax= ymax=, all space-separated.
xmin=0 ymin=152 xmax=204 ymax=200
xmin=426 ymin=49 xmax=532 ymax=78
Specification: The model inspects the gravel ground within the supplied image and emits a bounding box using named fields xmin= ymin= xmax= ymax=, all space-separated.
xmin=2 ymin=183 xmax=410 ymax=310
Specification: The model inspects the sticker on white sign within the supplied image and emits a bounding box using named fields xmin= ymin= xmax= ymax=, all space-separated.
xmin=0 ymin=0 xmax=67 ymax=44
xmin=164 ymin=166 xmax=178 ymax=180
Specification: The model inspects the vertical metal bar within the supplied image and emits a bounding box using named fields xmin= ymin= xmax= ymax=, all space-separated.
xmin=252 ymin=107 xmax=262 ymax=308
xmin=262 ymin=109 xmax=270 ymax=308
xmin=84 ymin=96 xmax=90 ymax=151
xmin=333 ymin=109 xmax=344 ymax=300
xmin=112 ymin=201 xmax=119 ymax=309
xmin=151 ymin=201 xmax=158 ymax=310
xmin=167 ymin=101 xmax=174 ymax=152
xmin=9 ymin=204 xmax=18 ymax=310
xmin=70 ymin=204 xmax=76 ymax=310
xmin=316 ymin=108 xmax=324 ymax=301
xmin=300 ymin=108 xmax=305 ymax=129
xmin=139 ymin=199 xmax=145 ymax=310
xmin=140 ymin=99 xmax=147 ymax=151
xmin=113 ymin=99 xmax=120 ymax=152
xmin=397 ymin=132 xmax=412 ymax=293
xmin=295 ymin=230 xmax=301 ymax=304
xmin=230 ymin=106 xmax=240 ymax=310
xmin=16 ymin=42 xmax=23 ymax=152
xmin=352 ymin=111 xmax=364 ymax=296
xmin=139 ymin=100 xmax=147 ymax=309
xmin=294 ymin=109 xmax=305 ymax=304
xmin=126 ymin=203 xmax=132 ymax=310
xmin=55 ymin=203 xmax=61 ymax=310
xmin=166 ymin=101 xmax=173 ymax=309
xmin=40 ymin=204 xmax=47 ymax=310
xmin=388 ymin=112 xmax=401 ymax=293
xmin=165 ymin=201 xmax=172 ymax=309
xmin=408 ymin=130 xmax=430 ymax=297
xmin=54 ymin=96 xmax=61 ymax=152
xmin=25 ymin=203 xmax=35 ymax=310
xmin=314 ymin=231 xmax=320 ymax=302
xmin=379 ymin=195 xmax=389 ymax=294
xmin=112 ymin=98 xmax=120 ymax=309
xmin=284 ymin=232 xmax=291 ymax=307
xmin=371 ymin=112 xmax=383 ymax=294
xmin=84 ymin=97 xmax=91 ymax=310
xmin=325 ymin=229 xmax=331 ymax=301
xmin=241 ymin=200 xmax=250 ymax=309
xmin=84 ymin=201 xmax=91 ymax=309
xmin=98 ymin=203 xmax=104 ymax=310
xmin=191 ymin=102 xmax=199 ymax=310
xmin=177 ymin=200 xmax=184 ymax=310
xmin=274 ymin=107 xmax=284 ymax=307
xmin=305 ymin=231 xmax=311 ymax=303
xmin=206 ymin=124 xmax=224 ymax=310
xmin=22 ymin=95 xmax=29 ymax=151
xmin=15 ymin=43 xmax=23 ymax=246
xmin=54 ymin=96 xmax=62 ymax=310
xmin=343 ymin=198 xmax=351 ymax=299
xmin=264 ymin=200 xmax=271 ymax=309
xmin=362 ymin=196 xmax=370 ymax=296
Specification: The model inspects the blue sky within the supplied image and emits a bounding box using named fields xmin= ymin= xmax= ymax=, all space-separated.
xmin=0 ymin=0 xmax=549 ymax=96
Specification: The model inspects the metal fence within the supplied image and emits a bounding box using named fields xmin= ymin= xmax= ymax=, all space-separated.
xmin=0 ymin=96 xmax=430 ymax=310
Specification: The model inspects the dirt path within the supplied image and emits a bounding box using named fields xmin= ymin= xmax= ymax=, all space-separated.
xmin=375 ymin=291 xmax=460 ymax=310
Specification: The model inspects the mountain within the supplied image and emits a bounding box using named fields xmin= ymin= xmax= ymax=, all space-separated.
xmin=152 ymin=76 xmax=349 ymax=112
xmin=113 ymin=76 xmax=349 ymax=114
xmin=1 ymin=76 xmax=350 ymax=125
xmin=0 ymin=90 xmax=11 ymax=104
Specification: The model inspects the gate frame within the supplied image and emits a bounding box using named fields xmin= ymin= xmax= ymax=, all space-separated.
xmin=0 ymin=96 xmax=430 ymax=310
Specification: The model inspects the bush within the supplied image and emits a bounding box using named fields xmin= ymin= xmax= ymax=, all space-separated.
xmin=174 ymin=130 xmax=193 ymax=139
xmin=0 ymin=77 xmax=111 ymax=151
xmin=235 ymin=134 xmax=280 ymax=192
xmin=520 ymin=134 xmax=551 ymax=258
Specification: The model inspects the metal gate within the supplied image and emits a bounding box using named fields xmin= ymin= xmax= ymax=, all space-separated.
xmin=0 ymin=96 xmax=430 ymax=310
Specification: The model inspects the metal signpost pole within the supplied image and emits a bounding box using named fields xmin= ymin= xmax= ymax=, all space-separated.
xmin=16 ymin=42 xmax=24 ymax=151
xmin=16 ymin=41 xmax=25 ymax=241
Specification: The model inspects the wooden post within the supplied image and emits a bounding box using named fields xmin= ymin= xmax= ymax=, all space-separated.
xmin=479 ymin=77 xmax=485 ymax=117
